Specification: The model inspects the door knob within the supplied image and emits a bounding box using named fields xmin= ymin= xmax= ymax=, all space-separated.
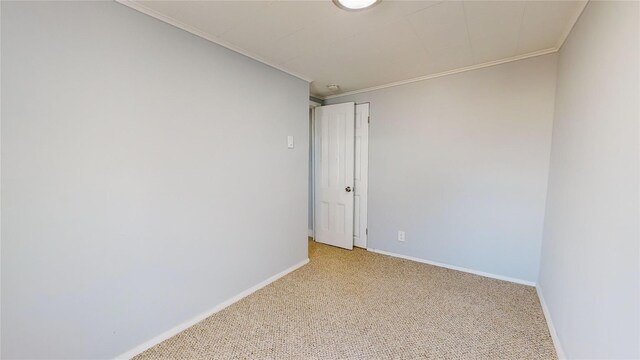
xmin=345 ymin=186 xmax=352 ymax=192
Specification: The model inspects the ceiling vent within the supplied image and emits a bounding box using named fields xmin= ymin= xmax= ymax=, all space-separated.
xmin=327 ymin=84 xmax=341 ymax=92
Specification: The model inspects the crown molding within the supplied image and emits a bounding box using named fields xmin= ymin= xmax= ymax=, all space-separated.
xmin=556 ymin=0 xmax=589 ymax=50
xmin=116 ymin=0 xmax=313 ymax=83
xmin=321 ymin=47 xmax=558 ymax=100
xmin=117 ymin=0 xmax=573 ymax=102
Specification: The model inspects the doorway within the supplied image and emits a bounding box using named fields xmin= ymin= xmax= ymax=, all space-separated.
xmin=309 ymin=102 xmax=369 ymax=250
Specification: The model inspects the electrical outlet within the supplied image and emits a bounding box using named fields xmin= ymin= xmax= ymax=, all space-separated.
xmin=398 ymin=231 xmax=405 ymax=242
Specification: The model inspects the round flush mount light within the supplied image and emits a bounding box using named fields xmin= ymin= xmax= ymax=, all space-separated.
xmin=327 ymin=84 xmax=341 ymax=92
xmin=332 ymin=0 xmax=381 ymax=11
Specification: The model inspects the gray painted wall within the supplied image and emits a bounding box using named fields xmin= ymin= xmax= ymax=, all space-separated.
xmin=538 ymin=1 xmax=639 ymax=358
xmin=326 ymin=54 xmax=558 ymax=283
xmin=1 ymin=2 xmax=309 ymax=358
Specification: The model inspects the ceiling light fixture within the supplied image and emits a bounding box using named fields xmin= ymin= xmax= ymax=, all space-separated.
xmin=332 ymin=0 xmax=381 ymax=11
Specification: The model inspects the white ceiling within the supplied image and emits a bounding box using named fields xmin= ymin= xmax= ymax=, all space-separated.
xmin=121 ymin=0 xmax=587 ymax=99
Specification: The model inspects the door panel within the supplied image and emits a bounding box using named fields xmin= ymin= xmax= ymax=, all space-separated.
xmin=314 ymin=102 xmax=355 ymax=250
xmin=353 ymin=103 xmax=369 ymax=248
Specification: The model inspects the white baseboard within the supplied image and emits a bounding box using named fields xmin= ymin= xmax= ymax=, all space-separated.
xmin=308 ymin=229 xmax=314 ymax=238
xmin=536 ymin=285 xmax=566 ymax=359
xmin=114 ymin=258 xmax=310 ymax=359
xmin=367 ymin=248 xmax=535 ymax=287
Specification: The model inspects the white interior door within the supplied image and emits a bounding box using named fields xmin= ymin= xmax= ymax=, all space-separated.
xmin=314 ymin=102 xmax=355 ymax=250
xmin=353 ymin=103 xmax=369 ymax=248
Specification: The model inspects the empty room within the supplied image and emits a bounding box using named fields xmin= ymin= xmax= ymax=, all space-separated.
xmin=1 ymin=0 xmax=638 ymax=359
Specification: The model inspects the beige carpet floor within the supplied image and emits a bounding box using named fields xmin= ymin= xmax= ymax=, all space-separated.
xmin=134 ymin=240 xmax=556 ymax=359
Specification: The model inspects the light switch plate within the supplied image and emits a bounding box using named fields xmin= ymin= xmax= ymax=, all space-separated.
xmin=287 ymin=135 xmax=294 ymax=149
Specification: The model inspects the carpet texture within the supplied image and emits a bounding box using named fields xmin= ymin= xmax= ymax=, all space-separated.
xmin=134 ymin=240 xmax=556 ymax=359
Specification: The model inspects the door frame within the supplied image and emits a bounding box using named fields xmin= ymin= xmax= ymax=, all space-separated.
xmin=309 ymin=100 xmax=320 ymax=239
xmin=353 ymin=103 xmax=370 ymax=248
xmin=309 ymin=102 xmax=370 ymax=249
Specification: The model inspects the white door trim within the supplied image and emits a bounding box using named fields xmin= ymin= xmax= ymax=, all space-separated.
xmin=353 ymin=103 xmax=369 ymax=248
xmin=309 ymin=106 xmax=315 ymax=239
